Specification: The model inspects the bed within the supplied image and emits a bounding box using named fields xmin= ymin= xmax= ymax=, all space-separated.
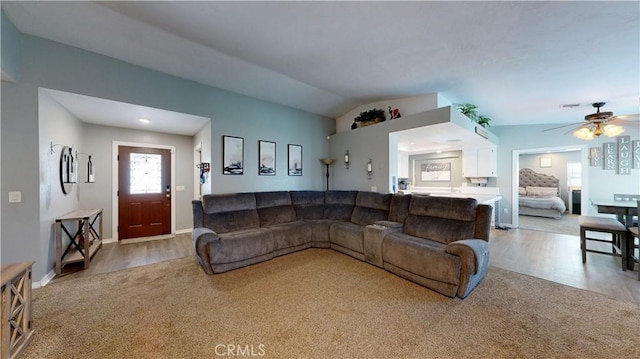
xmin=518 ymin=168 xmax=567 ymax=219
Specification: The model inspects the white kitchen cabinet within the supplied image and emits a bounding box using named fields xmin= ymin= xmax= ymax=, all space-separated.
xmin=463 ymin=147 xmax=497 ymax=177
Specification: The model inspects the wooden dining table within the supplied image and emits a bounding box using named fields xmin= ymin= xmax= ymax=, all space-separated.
xmin=590 ymin=198 xmax=638 ymax=270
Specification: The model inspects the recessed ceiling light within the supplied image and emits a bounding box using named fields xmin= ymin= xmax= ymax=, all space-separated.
xmin=138 ymin=118 xmax=150 ymax=124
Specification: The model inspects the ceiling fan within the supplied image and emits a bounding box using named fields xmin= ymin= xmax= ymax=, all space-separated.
xmin=543 ymin=102 xmax=640 ymax=140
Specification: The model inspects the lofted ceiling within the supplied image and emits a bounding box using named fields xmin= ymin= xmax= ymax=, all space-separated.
xmin=3 ymin=1 xmax=639 ymax=136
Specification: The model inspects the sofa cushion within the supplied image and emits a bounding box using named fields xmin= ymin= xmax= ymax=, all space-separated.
xmin=383 ymin=232 xmax=461 ymax=285
xmin=202 ymin=193 xmax=259 ymax=233
xmin=351 ymin=192 xmax=392 ymax=226
xmin=388 ymin=194 xmax=411 ymax=224
xmin=324 ymin=191 xmax=357 ymax=221
xmin=329 ymin=221 xmax=365 ymax=253
xmin=255 ymin=191 xmax=297 ymax=227
xmin=213 ymin=228 xmax=274 ymax=263
xmin=290 ymin=191 xmax=326 ymax=219
xmin=267 ymin=221 xmax=313 ymax=251
xmin=404 ymin=196 xmax=478 ymax=245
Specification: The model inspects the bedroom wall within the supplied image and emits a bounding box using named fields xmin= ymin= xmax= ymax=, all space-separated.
xmin=519 ymin=151 xmax=581 ymax=207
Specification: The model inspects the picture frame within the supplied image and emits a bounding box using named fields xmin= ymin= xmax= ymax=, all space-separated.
xmin=222 ymin=135 xmax=244 ymax=175
xmin=258 ymin=140 xmax=276 ymax=176
xmin=288 ymin=144 xmax=302 ymax=176
xmin=539 ymin=157 xmax=551 ymax=168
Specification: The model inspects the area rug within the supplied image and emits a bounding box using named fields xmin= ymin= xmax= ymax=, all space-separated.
xmin=24 ymin=249 xmax=639 ymax=358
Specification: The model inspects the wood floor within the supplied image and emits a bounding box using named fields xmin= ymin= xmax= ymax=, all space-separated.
xmin=53 ymin=229 xmax=640 ymax=303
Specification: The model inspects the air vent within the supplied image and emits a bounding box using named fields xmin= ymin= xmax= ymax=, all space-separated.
xmin=560 ymin=103 xmax=580 ymax=108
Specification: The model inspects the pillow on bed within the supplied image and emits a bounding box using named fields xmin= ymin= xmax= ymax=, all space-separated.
xmin=519 ymin=187 xmax=527 ymax=196
xmin=526 ymin=186 xmax=557 ymax=197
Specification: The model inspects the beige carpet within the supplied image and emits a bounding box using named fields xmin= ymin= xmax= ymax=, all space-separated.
xmin=519 ymin=213 xmax=580 ymax=236
xmin=25 ymin=249 xmax=639 ymax=358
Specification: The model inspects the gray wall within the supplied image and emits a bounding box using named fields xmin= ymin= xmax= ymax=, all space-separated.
xmin=38 ymin=90 xmax=85 ymax=274
xmin=1 ymin=11 xmax=20 ymax=81
xmin=1 ymin=32 xmax=334 ymax=282
xmin=328 ymin=106 xmax=472 ymax=192
xmin=81 ymin=123 xmax=196 ymax=239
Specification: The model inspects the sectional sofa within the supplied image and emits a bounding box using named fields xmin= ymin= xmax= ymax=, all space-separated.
xmin=192 ymin=190 xmax=492 ymax=298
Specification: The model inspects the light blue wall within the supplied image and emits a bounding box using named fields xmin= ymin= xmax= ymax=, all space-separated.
xmin=492 ymin=124 xmax=640 ymax=223
xmin=1 ymin=11 xmax=20 ymax=81
xmin=1 ymin=33 xmax=334 ymax=282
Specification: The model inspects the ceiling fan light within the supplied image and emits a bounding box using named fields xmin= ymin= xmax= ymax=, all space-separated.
xmin=603 ymin=124 xmax=625 ymax=137
xmin=573 ymin=127 xmax=595 ymax=140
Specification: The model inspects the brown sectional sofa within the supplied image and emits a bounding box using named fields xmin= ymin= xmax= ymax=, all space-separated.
xmin=192 ymin=190 xmax=492 ymax=298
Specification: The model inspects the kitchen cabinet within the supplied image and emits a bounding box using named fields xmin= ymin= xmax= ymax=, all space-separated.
xmin=463 ymin=147 xmax=497 ymax=177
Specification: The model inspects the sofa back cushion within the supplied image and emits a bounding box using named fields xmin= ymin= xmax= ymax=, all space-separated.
xmin=201 ymin=193 xmax=259 ymax=233
xmin=255 ymin=191 xmax=297 ymax=226
xmin=324 ymin=191 xmax=358 ymax=221
xmin=404 ymin=196 xmax=478 ymax=245
xmin=290 ymin=191 xmax=326 ymax=219
xmin=351 ymin=191 xmax=392 ymax=226
xmin=388 ymin=194 xmax=411 ymax=224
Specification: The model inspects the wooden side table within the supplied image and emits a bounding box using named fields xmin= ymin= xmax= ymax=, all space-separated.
xmin=1 ymin=261 xmax=35 ymax=359
xmin=55 ymin=208 xmax=103 ymax=275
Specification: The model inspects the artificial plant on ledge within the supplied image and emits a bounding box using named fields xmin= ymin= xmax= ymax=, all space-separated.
xmin=456 ymin=103 xmax=492 ymax=127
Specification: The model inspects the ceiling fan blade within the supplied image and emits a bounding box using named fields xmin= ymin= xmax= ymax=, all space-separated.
xmin=542 ymin=122 xmax=583 ymax=132
xmin=610 ymin=114 xmax=640 ymax=121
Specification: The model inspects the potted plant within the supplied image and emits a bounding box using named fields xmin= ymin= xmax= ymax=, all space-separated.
xmin=354 ymin=108 xmax=386 ymax=127
xmin=456 ymin=103 xmax=491 ymax=127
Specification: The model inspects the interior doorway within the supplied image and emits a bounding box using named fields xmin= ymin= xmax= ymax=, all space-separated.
xmin=511 ymin=144 xmax=589 ymax=233
xmin=112 ymin=141 xmax=176 ymax=241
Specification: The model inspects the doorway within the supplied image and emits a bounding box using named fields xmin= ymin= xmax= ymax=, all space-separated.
xmin=511 ymin=144 xmax=589 ymax=232
xmin=112 ymin=142 xmax=176 ymax=241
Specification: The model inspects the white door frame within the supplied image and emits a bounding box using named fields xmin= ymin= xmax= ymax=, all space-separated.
xmin=112 ymin=141 xmax=176 ymax=241
xmin=511 ymin=144 xmax=589 ymax=228
xmin=194 ymin=142 xmax=202 ymax=200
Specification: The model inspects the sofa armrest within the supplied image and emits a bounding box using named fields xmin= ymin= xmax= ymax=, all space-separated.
xmin=445 ymin=239 xmax=490 ymax=298
xmin=192 ymin=227 xmax=220 ymax=275
xmin=374 ymin=220 xmax=404 ymax=230
xmin=445 ymin=239 xmax=488 ymax=275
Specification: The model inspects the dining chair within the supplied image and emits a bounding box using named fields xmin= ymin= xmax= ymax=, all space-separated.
xmin=626 ymin=200 xmax=639 ymax=280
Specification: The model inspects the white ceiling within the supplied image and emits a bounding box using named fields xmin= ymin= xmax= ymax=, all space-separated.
xmin=3 ymin=1 xmax=639 ymax=134
xmin=41 ymin=89 xmax=209 ymax=136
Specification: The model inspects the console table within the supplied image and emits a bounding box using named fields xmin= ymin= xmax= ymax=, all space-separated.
xmin=1 ymin=261 xmax=35 ymax=359
xmin=55 ymin=208 xmax=103 ymax=275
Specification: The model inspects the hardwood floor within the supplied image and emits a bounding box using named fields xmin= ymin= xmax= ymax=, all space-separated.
xmin=52 ymin=233 xmax=194 ymax=282
xmin=52 ymin=229 xmax=640 ymax=303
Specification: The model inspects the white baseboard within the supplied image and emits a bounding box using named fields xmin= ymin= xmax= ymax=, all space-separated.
xmin=33 ymin=268 xmax=56 ymax=289
xmin=103 ymin=237 xmax=116 ymax=244
xmin=176 ymin=228 xmax=193 ymax=234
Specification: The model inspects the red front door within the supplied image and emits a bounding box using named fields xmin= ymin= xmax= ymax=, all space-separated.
xmin=118 ymin=146 xmax=171 ymax=240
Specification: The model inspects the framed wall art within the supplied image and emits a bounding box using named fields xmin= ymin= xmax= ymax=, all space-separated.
xmin=222 ymin=135 xmax=244 ymax=175
xmin=259 ymin=140 xmax=276 ymax=176
xmin=539 ymin=157 xmax=551 ymax=168
xmin=288 ymin=144 xmax=302 ymax=176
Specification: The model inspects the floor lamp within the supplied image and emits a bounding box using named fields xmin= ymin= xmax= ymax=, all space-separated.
xmin=320 ymin=158 xmax=334 ymax=191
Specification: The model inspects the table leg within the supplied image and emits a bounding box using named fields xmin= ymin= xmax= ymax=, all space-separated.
xmin=83 ymin=216 xmax=90 ymax=269
xmin=55 ymin=221 xmax=62 ymax=275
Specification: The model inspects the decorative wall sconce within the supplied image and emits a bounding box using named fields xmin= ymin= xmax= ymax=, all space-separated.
xmin=196 ymin=162 xmax=211 ymax=184
xmin=367 ymin=158 xmax=373 ymax=180
xmin=76 ymin=152 xmax=95 ymax=183
xmin=344 ymin=150 xmax=350 ymax=169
